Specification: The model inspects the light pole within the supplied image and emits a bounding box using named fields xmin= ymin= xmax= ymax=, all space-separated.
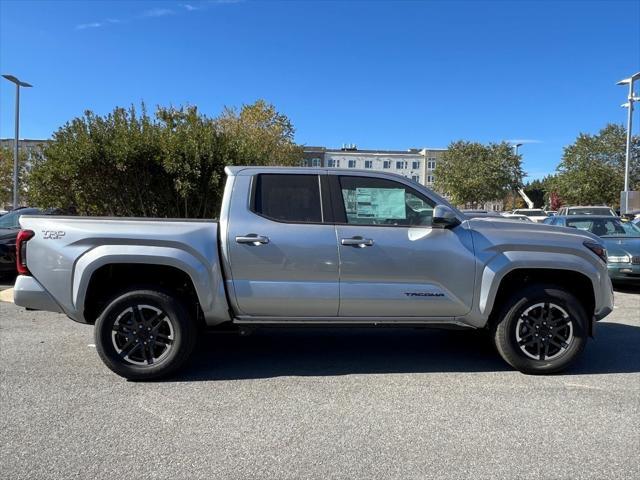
xmin=2 ymin=74 xmax=33 ymax=209
xmin=617 ymin=72 xmax=640 ymax=215
xmin=514 ymin=142 xmax=523 ymax=156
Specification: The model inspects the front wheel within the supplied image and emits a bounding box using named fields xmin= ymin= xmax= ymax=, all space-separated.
xmin=94 ymin=289 xmax=197 ymax=380
xmin=493 ymin=284 xmax=588 ymax=374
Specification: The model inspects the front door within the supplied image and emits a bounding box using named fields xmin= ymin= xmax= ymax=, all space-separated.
xmin=226 ymin=172 xmax=339 ymax=317
xmin=332 ymin=174 xmax=476 ymax=318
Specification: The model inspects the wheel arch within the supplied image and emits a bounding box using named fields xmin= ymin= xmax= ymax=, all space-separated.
xmin=486 ymin=268 xmax=595 ymax=332
xmin=74 ymin=245 xmax=230 ymax=326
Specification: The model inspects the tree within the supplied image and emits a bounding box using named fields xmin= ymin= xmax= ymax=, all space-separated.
xmin=217 ymin=99 xmax=302 ymax=167
xmin=552 ymin=124 xmax=639 ymax=207
xmin=522 ymin=179 xmax=546 ymax=208
xmin=0 ymin=145 xmax=29 ymax=208
xmin=522 ymin=175 xmax=557 ymax=208
xmin=434 ymin=140 xmax=524 ymax=206
xmin=27 ymin=100 xmax=303 ymax=217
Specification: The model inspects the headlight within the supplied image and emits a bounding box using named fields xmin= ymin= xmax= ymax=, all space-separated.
xmin=607 ymin=255 xmax=630 ymax=263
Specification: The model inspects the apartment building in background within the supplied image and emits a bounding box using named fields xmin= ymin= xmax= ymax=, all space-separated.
xmin=0 ymin=138 xmax=49 ymax=156
xmin=302 ymin=145 xmax=444 ymax=188
xmin=303 ymin=145 xmax=503 ymax=211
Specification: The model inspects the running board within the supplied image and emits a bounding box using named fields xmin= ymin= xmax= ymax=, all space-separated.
xmin=232 ymin=317 xmax=476 ymax=329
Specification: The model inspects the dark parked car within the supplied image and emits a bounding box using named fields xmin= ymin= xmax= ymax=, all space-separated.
xmin=0 ymin=208 xmax=68 ymax=277
xmin=549 ymin=215 xmax=640 ymax=284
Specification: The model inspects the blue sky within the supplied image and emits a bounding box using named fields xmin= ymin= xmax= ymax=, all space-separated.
xmin=1 ymin=0 xmax=639 ymax=181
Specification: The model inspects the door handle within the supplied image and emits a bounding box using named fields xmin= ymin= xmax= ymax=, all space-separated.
xmin=236 ymin=234 xmax=270 ymax=245
xmin=341 ymin=236 xmax=374 ymax=248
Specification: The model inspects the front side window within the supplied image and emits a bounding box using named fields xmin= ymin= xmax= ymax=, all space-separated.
xmin=364 ymin=160 xmax=373 ymax=169
xmin=338 ymin=176 xmax=434 ymax=227
xmin=327 ymin=159 xmax=340 ymax=168
xmin=383 ymin=160 xmax=391 ymax=169
xmin=427 ymin=175 xmax=434 ymax=183
xmin=253 ymin=174 xmax=322 ymax=223
xmin=411 ymin=175 xmax=420 ymax=182
xmin=412 ymin=161 xmax=420 ymax=170
xmin=348 ymin=160 xmax=356 ymax=168
xmin=395 ymin=161 xmax=406 ymax=170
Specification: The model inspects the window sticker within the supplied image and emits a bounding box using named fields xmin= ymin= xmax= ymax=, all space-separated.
xmin=354 ymin=188 xmax=406 ymax=219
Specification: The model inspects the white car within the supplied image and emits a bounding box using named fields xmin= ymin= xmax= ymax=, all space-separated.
xmin=500 ymin=213 xmax=534 ymax=222
xmin=510 ymin=209 xmax=549 ymax=223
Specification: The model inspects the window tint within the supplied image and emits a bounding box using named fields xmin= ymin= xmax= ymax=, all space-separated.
xmin=254 ymin=174 xmax=322 ymax=223
xmin=338 ymin=176 xmax=434 ymax=226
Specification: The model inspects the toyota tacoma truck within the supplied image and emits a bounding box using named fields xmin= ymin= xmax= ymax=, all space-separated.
xmin=14 ymin=167 xmax=614 ymax=379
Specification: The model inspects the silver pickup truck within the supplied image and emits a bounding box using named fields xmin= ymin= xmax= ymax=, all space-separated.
xmin=15 ymin=167 xmax=614 ymax=379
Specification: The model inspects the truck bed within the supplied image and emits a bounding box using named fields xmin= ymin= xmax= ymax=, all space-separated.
xmin=15 ymin=215 xmax=229 ymax=325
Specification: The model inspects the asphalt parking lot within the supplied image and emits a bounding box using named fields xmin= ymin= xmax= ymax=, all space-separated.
xmin=0 ymin=283 xmax=638 ymax=480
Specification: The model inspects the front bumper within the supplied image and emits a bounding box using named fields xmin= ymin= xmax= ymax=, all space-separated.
xmin=607 ymin=263 xmax=640 ymax=283
xmin=13 ymin=275 xmax=63 ymax=313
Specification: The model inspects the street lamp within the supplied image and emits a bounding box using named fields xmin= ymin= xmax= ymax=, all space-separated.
xmin=2 ymin=74 xmax=33 ymax=209
xmin=617 ymin=71 xmax=640 ymax=214
xmin=514 ymin=142 xmax=523 ymax=156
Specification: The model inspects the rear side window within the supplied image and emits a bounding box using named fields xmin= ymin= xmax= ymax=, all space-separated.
xmin=253 ymin=174 xmax=322 ymax=223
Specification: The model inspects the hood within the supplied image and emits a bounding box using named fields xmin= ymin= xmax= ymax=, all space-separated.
xmin=466 ymin=217 xmax=602 ymax=244
xmin=601 ymin=237 xmax=640 ymax=257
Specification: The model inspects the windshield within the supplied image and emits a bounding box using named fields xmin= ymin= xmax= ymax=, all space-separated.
xmin=0 ymin=208 xmax=41 ymax=229
xmin=514 ymin=210 xmax=547 ymax=217
xmin=568 ymin=207 xmax=614 ymax=216
xmin=566 ymin=218 xmax=640 ymax=238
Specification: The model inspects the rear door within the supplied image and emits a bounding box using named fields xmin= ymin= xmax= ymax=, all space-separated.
xmin=225 ymin=172 xmax=339 ymax=317
xmin=331 ymin=174 xmax=476 ymax=318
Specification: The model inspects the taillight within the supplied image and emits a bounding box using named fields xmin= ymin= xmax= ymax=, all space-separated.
xmin=584 ymin=240 xmax=607 ymax=264
xmin=16 ymin=229 xmax=35 ymax=275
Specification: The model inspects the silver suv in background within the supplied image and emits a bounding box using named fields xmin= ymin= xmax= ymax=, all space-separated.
xmin=14 ymin=167 xmax=614 ymax=380
xmin=557 ymin=206 xmax=617 ymax=216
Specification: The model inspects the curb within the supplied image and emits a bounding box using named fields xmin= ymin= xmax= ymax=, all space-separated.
xmin=0 ymin=288 xmax=14 ymax=303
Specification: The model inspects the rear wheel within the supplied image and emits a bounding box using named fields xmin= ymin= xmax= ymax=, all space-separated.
xmin=493 ymin=284 xmax=588 ymax=374
xmin=94 ymin=289 xmax=197 ymax=380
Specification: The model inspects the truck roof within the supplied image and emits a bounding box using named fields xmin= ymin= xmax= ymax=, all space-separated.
xmin=224 ymin=166 xmax=416 ymax=180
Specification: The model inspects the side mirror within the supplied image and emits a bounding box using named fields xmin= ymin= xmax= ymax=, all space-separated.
xmin=432 ymin=205 xmax=461 ymax=229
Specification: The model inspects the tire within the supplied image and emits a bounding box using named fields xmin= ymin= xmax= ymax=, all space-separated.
xmin=94 ymin=289 xmax=197 ymax=380
xmin=492 ymin=284 xmax=588 ymax=374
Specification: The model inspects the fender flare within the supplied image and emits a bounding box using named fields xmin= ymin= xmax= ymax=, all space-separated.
xmin=72 ymin=244 xmax=229 ymax=323
xmin=478 ymin=250 xmax=602 ymax=317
